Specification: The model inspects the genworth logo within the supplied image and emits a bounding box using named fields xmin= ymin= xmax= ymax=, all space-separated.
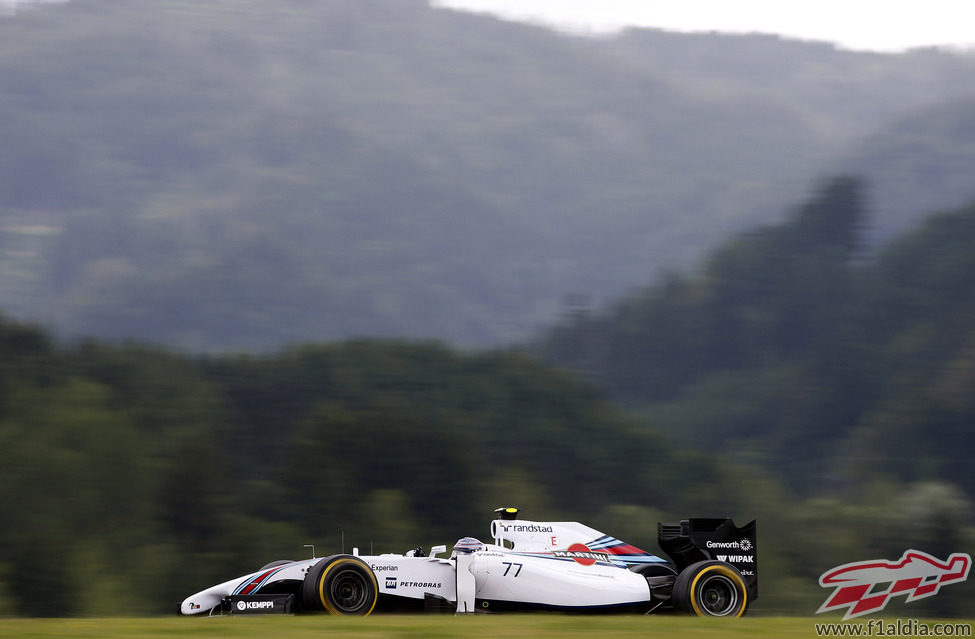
xmin=816 ymin=550 xmax=971 ymax=620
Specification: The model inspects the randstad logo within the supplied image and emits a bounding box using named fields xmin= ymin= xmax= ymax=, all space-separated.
xmin=816 ymin=549 xmax=971 ymax=620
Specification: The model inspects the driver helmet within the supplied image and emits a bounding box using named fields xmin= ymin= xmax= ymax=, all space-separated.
xmin=453 ymin=537 xmax=484 ymax=554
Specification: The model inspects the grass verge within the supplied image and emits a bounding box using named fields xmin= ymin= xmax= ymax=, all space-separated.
xmin=1 ymin=615 xmax=972 ymax=638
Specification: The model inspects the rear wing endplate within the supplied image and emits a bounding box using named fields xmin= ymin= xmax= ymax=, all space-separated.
xmin=658 ymin=518 xmax=758 ymax=600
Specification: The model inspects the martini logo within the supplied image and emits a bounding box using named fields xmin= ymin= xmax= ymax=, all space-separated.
xmin=817 ymin=549 xmax=971 ymax=620
xmin=553 ymin=543 xmax=610 ymax=566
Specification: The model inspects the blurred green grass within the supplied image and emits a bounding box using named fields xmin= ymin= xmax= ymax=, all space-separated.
xmin=2 ymin=616 xmax=971 ymax=639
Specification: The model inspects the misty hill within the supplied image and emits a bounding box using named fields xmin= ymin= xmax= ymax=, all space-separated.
xmin=532 ymin=178 xmax=975 ymax=496
xmin=1 ymin=0 xmax=975 ymax=349
xmin=839 ymin=97 xmax=975 ymax=242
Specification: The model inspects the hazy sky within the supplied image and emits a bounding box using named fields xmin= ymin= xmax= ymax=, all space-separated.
xmin=3 ymin=0 xmax=972 ymax=52
xmin=0 ymin=0 xmax=67 ymax=15
xmin=432 ymin=0 xmax=975 ymax=52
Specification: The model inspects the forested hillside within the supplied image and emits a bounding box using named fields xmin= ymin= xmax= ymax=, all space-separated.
xmin=0 ymin=324 xmax=691 ymax=615
xmin=1 ymin=0 xmax=974 ymax=348
xmin=533 ymin=177 xmax=975 ymax=499
xmin=2 ymin=179 xmax=975 ymax=616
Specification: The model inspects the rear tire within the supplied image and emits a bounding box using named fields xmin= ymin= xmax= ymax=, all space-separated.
xmin=673 ymin=560 xmax=748 ymax=617
xmin=301 ymin=555 xmax=378 ymax=615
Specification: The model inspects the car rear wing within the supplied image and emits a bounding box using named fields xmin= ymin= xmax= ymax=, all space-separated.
xmin=658 ymin=518 xmax=758 ymax=600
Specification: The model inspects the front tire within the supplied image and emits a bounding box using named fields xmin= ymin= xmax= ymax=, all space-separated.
xmin=673 ymin=560 xmax=748 ymax=617
xmin=301 ymin=555 xmax=378 ymax=615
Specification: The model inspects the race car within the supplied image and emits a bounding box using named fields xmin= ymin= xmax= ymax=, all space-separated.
xmin=179 ymin=507 xmax=757 ymax=617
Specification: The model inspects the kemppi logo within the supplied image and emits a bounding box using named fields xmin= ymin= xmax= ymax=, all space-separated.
xmin=817 ymin=550 xmax=971 ymax=620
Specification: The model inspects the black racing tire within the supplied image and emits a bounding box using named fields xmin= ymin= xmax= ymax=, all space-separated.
xmin=673 ymin=560 xmax=749 ymax=617
xmin=259 ymin=559 xmax=295 ymax=571
xmin=301 ymin=555 xmax=378 ymax=616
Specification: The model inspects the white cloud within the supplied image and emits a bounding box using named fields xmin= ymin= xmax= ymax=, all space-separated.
xmin=432 ymin=0 xmax=975 ymax=52
xmin=0 ymin=0 xmax=70 ymax=15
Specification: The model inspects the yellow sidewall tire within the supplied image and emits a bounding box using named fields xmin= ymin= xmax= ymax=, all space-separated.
xmin=303 ymin=555 xmax=378 ymax=615
xmin=318 ymin=558 xmax=378 ymax=616
xmin=688 ymin=564 xmax=747 ymax=617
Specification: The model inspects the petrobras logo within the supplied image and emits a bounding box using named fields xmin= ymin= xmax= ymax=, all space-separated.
xmin=399 ymin=581 xmax=442 ymax=589
xmin=817 ymin=549 xmax=971 ymax=620
xmin=499 ymin=523 xmax=554 ymax=533
xmin=236 ymin=600 xmax=274 ymax=611
xmin=385 ymin=576 xmax=396 ymax=589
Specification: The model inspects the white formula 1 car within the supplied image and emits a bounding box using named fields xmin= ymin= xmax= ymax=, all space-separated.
xmin=180 ymin=508 xmax=757 ymax=617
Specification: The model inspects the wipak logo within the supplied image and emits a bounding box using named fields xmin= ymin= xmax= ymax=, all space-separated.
xmin=816 ymin=549 xmax=971 ymax=620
